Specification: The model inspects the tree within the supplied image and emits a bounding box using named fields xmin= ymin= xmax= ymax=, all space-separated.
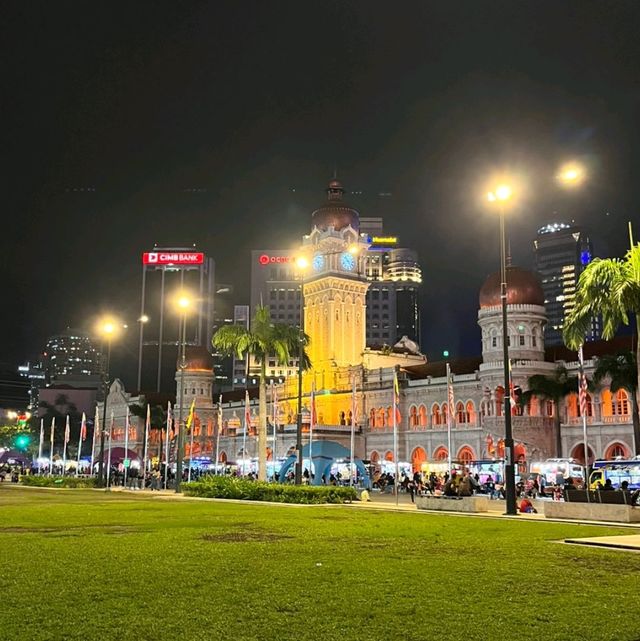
xmin=212 ymin=305 xmax=311 ymax=481
xmin=564 ymin=242 xmax=640 ymax=423
xmin=37 ymin=395 xmax=82 ymax=453
xmin=521 ymin=367 xmax=579 ymax=457
xmin=594 ymin=351 xmax=640 ymax=455
xmin=129 ymin=403 xmax=168 ymax=461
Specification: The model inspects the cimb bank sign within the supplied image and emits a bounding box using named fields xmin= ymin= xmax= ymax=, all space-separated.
xmin=142 ymin=252 xmax=205 ymax=266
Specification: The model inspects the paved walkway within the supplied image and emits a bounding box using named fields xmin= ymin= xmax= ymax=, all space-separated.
xmin=564 ymin=534 xmax=640 ymax=551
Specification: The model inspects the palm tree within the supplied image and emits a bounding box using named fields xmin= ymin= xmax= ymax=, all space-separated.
xmin=212 ymin=305 xmax=311 ymax=481
xmin=594 ymin=351 xmax=639 ymax=455
xmin=564 ymin=242 xmax=640 ymax=415
xmin=521 ymin=367 xmax=579 ymax=457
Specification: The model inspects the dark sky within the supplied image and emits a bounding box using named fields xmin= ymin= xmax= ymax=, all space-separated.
xmin=3 ymin=0 xmax=640 ymax=384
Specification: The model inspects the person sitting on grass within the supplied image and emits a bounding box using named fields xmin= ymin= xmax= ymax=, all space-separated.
xmin=519 ymin=497 xmax=537 ymax=513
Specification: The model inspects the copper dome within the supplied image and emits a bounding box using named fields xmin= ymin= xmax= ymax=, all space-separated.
xmin=178 ymin=345 xmax=214 ymax=371
xmin=311 ymin=178 xmax=360 ymax=232
xmin=479 ymin=266 xmax=544 ymax=308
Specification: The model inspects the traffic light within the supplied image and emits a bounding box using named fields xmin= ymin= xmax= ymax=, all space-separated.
xmin=14 ymin=434 xmax=31 ymax=450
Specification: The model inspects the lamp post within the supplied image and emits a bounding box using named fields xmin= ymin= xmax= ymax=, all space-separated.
xmin=294 ymin=256 xmax=309 ymax=485
xmin=175 ymin=294 xmax=191 ymax=493
xmin=97 ymin=320 xmax=116 ymax=488
xmin=136 ymin=314 xmax=149 ymax=391
xmin=488 ymin=185 xmax=517 ymax=516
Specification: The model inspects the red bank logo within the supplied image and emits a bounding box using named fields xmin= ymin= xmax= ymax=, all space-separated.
xmin=143 ymin=252 xmax=205 ymax=266
xmin=258 ymin=254 xmax=293 ymax=265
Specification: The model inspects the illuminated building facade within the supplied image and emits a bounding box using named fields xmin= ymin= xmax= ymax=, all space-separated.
xmin=534 ymin=223 xmax=599 ymax=346
xmin=42 ymin=329 xmax=104 ymax=387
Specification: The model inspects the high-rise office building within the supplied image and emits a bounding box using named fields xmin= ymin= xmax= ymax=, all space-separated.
xmin=534 ymin=222 xmax=599 ymax=346
xmin=41 ymin=329 xmax=104 ymax=386
xmin=138 ymin=246 xmax=215 ymax=393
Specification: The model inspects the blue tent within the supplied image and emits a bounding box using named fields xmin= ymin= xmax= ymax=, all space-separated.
xmin=278 ymin=440 xmax=370 ymax=487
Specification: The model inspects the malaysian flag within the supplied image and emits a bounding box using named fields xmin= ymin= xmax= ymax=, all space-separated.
xmin=80 ymin=412 xmax=87 ymax=441
xmin=393 ymin=370 xmax=402 ymax=424
xmin=64 ymin=415 xmax=71 ymax=444
xmin=447 ymin=367 xmax=455 ymax=426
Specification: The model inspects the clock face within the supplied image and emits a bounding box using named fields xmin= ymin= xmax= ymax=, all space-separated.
xmin=312 ymin=253 xmax=325 ymax=271
xmin=341 ymin=252 xmax=356 ymax=271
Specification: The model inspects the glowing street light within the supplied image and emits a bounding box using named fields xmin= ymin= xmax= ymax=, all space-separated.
xmin=557 ymin=162 xmax=586 ymax=187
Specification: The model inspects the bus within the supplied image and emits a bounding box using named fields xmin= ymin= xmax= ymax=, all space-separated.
xmin=530 ymin=458 xmax=585 ymax=486
xmin=589 ymin=459 xmax=640 ymax=490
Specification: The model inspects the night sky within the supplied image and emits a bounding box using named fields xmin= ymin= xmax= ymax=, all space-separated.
xmin=3 ymin=1 xmax=640 ymax=385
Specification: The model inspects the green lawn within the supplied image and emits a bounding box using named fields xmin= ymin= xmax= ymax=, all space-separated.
xmin=0 ymin=487 xmax=639 ymax=641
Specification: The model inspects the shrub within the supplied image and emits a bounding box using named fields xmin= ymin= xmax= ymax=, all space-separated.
xmin=183 ymin=476 xmax=356 ymax=504
xmin=21 ymin=475 xmax=98 ymax=489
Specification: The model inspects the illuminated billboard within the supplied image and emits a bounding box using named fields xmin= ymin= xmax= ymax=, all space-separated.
xmin=142 ymin=252 xmax=205 ymax=266
xmin=258 ymin=254 xmax=293 ymax=265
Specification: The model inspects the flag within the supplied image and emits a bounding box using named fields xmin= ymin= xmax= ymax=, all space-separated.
xmin=393 ymin=371 xmax=401 ymax=424
xmin=272 ymin=387 xmax=279 ymax=427
xmin=186 ymin=399 xmax=196 ymax=432
xmin=80 ymin=412 xmax=87 ymax=441
xmin=578 ymin=346 xmax=589 ymax=417
xmin=38 ymin=419 xmax=44 ymax=459
xmin=218 ymin=395 xmax=223 ymax=434
xmin=447 ymin=367 xmax=455 ymax=425
xmin=244 ymin=390 xmax=251 ymax=435
xmin=508 ymin=359 xmax=518 ymax=409
xmin=310 ymin=383 xmax=317 ymax=427
xmin=64 ymin=415 xmax=70 ymax=444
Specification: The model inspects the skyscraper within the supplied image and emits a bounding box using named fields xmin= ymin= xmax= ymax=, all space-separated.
xmin=534 ymin=222 xmax=599 ymax=346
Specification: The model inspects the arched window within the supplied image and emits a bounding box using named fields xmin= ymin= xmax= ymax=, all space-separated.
xmin=604 ymin=442 xmax=629 ymax=459
xmin=386 ymin=406 xmax=393 ymax=426
xmin=441 ymin=402 xmax=449 ymax=425
xmin=495 ymin=386 xmax=505 ymax=417
xmin=369 ymin=408 xmax=376 ymax=428
xmin=370 ymin=450 xmax=380 ymax=465
xmin=433 ymin=446 xmax=448 ymax=461
xmin=456 ymin=401 xmax=467 ymax=424
xmin=409 ymin=405 xmax=418 ymax=427
xmin=419 ymin=404 xmax=428 ymax=427
xmin=601 ymin=389 xmax=613 ymax=416
xmin=457 ymin=446 xmax=475 ymax=464
xmin=546 ymin=399 xmax=554 ymax=417
xmin=339 ymin=411 xmax=346 ymax=426
xmin=377 ymin=408 xmax=386 ymax=428
xmin=431 ymin=404 xmax=441 ymax=426
xmin=566 ymin=393 xmax=579 ymax=419
xmin=384 ymin=450 xmax=394 ymax=462
xmin=466 ymin=401 xmax=476 ymax=425
xmin=615 ymin=389 xmax=630 ymax=416
xmin=411 ymin=447 xmax=427 ymax=472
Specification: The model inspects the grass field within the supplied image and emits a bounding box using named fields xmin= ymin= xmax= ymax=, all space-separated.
xmin=1 ymin=486 xmax=639 ymax=641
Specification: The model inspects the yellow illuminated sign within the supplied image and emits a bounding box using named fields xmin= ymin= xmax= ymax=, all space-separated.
xmin=371 ymin=236 xmax=398 ymax=245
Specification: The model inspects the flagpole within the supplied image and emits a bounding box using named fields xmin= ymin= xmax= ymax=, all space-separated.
xmin=76 ymin=412 xmax=86 ymax=477
xmin=164 ymin=402 xmax=172 ymax=489
xmin=123 ymin=406 xmax=130 ymax=487
xmin=62 ymin=415 xmax=69 ymax=476
xmin=309 ymin=382 xmax=315 ymax=485
xmin=38 ymin=418 xmax=44 ymax=475
xmin=49 ymin=418 xmax=55 ymax=476
xmin=106 ymin=411 xmax=114 ymax=490
xmin=188 ymin=416 xmax=195 ymax=483
xmin=578 ymin=345 xmax=590 ymax=504
xmin=350 ymin=375 xmax=356 ymax=487
xmin=141 ymin=404 xmax=150 ymax=488
xmin=216 ymin=396 xmax=222 ymax=476
xmin=393 ymin=369 xmax=399 ymax=506
xmin=90 ymin=407 xmax=98 ymax=477
xmin=446 ymin=362 xmax=453 ymax=476
xmin=242 ymin=391 xmax=249 ymax=477
xmin=272 ymin=384 xmax=278 ymax=481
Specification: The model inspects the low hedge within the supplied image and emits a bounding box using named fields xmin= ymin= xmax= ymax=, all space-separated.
xmin=183 ymin=475 xmax=357 ymax=504
xmin=21 ymin=475 xmax=98 ymax=489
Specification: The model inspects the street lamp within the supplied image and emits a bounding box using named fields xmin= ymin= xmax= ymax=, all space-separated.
xmin=294 ymin=256 xmax=308 ymax=485
xmin=487 ymin=184 xmax=517 ymax=516
xmin=97 ymin=318 xmax=118 ymax=487
xmin=175 ymin=293 xmax=192 ymax=493
xmin=556 ymin=162 xmax=586 ymax=188
xmin=136 ymin=314 xmax=150 ymax=391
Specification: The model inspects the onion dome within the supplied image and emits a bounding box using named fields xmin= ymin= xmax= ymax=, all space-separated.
xmin=311 ymin=178 xmax=360 ymax=232
xmin=479 ymin=266 xmax=544 ymax=308
xmin=178 ymin=346 xmax=214 ymax=371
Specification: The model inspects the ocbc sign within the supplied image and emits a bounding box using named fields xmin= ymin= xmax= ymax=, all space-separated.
xmin=258 ymin=254 xmax=293 ymax=265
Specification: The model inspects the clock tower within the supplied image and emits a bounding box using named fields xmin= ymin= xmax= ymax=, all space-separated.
xmin=301 ymin=179 xmax=370 ymax=374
